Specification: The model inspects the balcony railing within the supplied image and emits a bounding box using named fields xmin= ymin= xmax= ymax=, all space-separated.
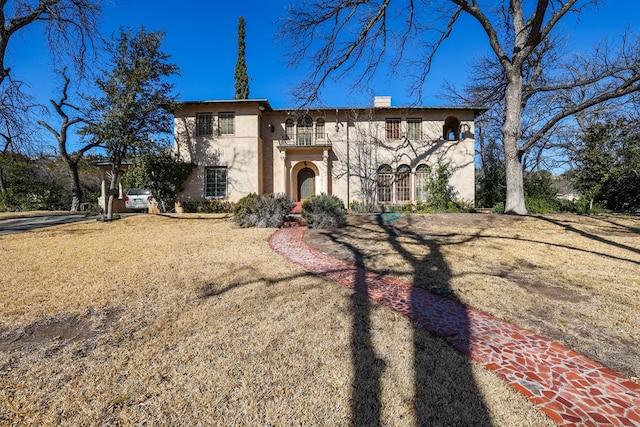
xmin=277 ymin=133 xmax=332 ymax=147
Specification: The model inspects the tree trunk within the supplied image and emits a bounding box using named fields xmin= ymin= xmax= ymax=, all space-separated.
xmin=0 ymin=165 xmax=6 ymax=195
xmin=503 ymin=75 xmax=527 ymax=215
xmin=65 ymin=157 xmax=83 ymax=212
xmin=106 ymin=165 xmax=119 ymax=220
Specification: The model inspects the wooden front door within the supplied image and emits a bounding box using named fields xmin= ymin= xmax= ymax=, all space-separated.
xmin=297 ymin=167 xmax=315 ymax=201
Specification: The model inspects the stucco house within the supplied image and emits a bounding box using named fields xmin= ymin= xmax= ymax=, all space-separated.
xmin=172 ymin=96 xmax=484 ymax=209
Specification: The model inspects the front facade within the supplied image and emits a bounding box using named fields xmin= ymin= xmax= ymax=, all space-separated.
xmin=173 ymin=97 xmax=483 ymax=209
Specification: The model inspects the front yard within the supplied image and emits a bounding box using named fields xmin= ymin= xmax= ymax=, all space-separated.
xmin=1 ymin=212 xmax=637 ymax=425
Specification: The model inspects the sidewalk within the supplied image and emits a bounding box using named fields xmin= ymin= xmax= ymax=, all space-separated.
xmin=270 ymin=227 xmax=640 ymax=426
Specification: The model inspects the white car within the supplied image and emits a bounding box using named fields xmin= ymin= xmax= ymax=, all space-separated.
xmin=124 ymin=188 xmax=152 ymax=211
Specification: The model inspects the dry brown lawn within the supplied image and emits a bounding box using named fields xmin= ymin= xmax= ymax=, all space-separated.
xmin=0 ymin=214 xmax=557 ymax=426
xmin=305 ymin=213 xmax=640 ymax=384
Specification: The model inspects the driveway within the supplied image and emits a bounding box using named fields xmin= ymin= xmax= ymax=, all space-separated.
xmin=0 ymin=214 xmax=95 ymax=235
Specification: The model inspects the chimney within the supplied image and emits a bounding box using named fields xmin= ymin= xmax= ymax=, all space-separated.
xmin=374 ymin=96 xmax=391 ymax=107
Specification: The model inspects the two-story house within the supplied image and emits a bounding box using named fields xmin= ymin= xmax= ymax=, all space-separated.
xmin=172 ymin=96 xmax=484 ymax=209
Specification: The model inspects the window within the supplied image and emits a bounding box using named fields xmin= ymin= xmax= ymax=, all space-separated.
xmin=396 ymin=165 xmax=411 ymax=202
xmin=377 ymin=164 xmax=393 ymax=203
xmin=205 ymin=167 xmax=227 ymax=198
xmin=385 ymin=118 xmax=401 ymax=140
xmin=218 ymin=112 xmax=235 ymax=135
xmin=297 ymin=115 xmax=313 ymax=146
xmin=285 ymin=118 xmax=294 ymax=140
xmin=196 ymin=113 xmax=213 ymax=136
xmin=407 ymin=118 xmax=422 ymax=140
xmin=316 ymin=118 xmax=325 ymax=141
xmin=415 ymin=164 xmax=431 ymax=201
xmin=444 ymin=116 xmax=461 ymax=140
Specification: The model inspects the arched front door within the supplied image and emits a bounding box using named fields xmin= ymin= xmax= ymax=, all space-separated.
xmin=297 ymin=167 xmax=315 ymax=201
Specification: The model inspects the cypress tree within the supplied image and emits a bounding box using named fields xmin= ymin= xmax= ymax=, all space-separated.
xmin=234 ymin=16 xmax=250 ymax=99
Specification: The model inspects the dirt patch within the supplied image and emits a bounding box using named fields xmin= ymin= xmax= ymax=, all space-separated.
xmin=304 ymin=213 xmax=640 ymax=382
xmin=0 ymin=307 xmax=121 ymax=354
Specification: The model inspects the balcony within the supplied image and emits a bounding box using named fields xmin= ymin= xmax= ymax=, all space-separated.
xmin=277 ymin=133 xmax=333 ymax=148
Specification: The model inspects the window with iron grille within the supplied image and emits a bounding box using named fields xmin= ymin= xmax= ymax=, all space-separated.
xmin=415 ymin=164 xmax=431 ymax=201
xmin=385 ymin=118 xmax=401 ymax=140
xmin=396 ymin=165 xmax=411 ymax=202
xmin=196 ymin=113 xmax=213 ymax=136
xmin=377 ymin=164 xmax=393 ymax=203
xmin=407 ymin=118 xmax=422 ymax=140
xmin=218 ymin=112 xmax=235 ymax=135
xmin=205 ymin=167 xmax=227 ymax=198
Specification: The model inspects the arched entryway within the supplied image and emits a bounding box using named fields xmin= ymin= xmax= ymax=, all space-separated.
xmin=297 ymin=167 xmax=315 ymax=201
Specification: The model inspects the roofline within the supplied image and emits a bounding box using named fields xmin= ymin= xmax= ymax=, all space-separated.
xmin=174 ymin=99 xmax=487 ymax=116
xmin=174 ymin=99 xmax=273 ymax=111
xmin=271 ymin=105 xmax=488 ymax=114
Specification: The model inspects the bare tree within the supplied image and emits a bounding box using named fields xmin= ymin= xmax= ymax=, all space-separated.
xmin=282 ymin=0 xmax=640 ymax=214
xmin=38 ymin=67 xmax=99 ymax=211
xmin=0 ymin=0 xmax=101 ymax=87
xmin=0 ymin=80 xmax=41 ymax=155
xmin=0 ymin=79 xmax=45 ymax=195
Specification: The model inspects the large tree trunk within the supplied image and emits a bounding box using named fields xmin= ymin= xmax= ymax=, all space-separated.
xmin=64 ymin=157 xmax=83 ymax=212
xmin=503 ymin=75 xmax=527 ymax=215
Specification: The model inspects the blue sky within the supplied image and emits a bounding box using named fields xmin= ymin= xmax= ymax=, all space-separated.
xmin=8 ymin=1 xmax=640 ymax=113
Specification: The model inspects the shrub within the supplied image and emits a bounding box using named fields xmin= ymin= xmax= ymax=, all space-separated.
xmin=182 ymin=199 xmax=234 ymax=213
xmin=233 ymin=193 xmax=292 ymax=228
xmin=492 ymin=202 xmax=505 ymax=213
xmin=302 ymin=194 xmax=347 ymax=228
xmin=349 ymin=200 xmax=373 ymax=213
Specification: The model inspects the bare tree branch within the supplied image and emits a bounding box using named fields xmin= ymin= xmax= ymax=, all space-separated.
xmin=0 ymin=0 xmax=101 ymax=87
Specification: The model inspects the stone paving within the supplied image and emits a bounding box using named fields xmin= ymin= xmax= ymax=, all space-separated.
xmin=269 ymin=227 xmax=640 ymax=426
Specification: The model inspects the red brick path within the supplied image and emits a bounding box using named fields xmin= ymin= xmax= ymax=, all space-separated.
xmin=269 ymin=227 xmax=640 ymax=426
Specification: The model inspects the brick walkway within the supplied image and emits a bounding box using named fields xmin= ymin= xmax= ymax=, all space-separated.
xmin=269 ymin=227 xmax=640 ymax=426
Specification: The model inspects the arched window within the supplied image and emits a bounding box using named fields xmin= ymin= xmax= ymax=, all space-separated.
xmin=415 ymin=164 xmax=431 ymax=201
xmin=316 ymin=118 xmax=325 ymax=141
xmin=297 ymin=115 xmax=313 ymax=145
xmin=377 ymin=164 xmax=393 ymax=203
xmin=396 ymin=165 xmax=411 ymax=202
xmin=285 ymin=118 xmax=294 ymax=140
xmin=443 ymin=116 xmax=461 ymax=140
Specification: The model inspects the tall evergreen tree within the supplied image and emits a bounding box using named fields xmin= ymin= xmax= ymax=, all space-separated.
xmin=234 ymin=16 xmax=250 ymax=99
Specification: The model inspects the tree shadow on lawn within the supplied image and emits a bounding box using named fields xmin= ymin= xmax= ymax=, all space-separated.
xmin=324 ymin=214 xmax=492 ymax=426
xmin=536 ymin=215 xmax=640 ymax=259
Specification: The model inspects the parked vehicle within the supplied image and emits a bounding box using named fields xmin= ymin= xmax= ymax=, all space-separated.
xmin=124 ymin=188 xmax=152 ymax=211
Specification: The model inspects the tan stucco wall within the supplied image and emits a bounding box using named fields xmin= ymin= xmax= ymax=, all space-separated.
xmin=173 ymin=101 xmax=479 ymax=206
xmin=174 ymin=103 xmax=263 ymax=203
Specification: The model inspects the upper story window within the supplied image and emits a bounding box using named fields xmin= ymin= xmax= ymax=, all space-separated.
xmin=297 ymin=115 xmax=313 ymax=146
xmin=443 ymin=116 xmax=461 ymax=140
xmin=407 ymin=118 xmax=422 ymax=140
xmin=385 ymin=118 xmax=401 ymax=140
xmin=196 ymin=113 xmax=213 ymax=136
xmin=218 ymin=112 xmax=235 ymax=135
xmin=285 ymin=118 xmax=295 ymax=140
xmin=316 ymin=118 xmax=325 ymax=141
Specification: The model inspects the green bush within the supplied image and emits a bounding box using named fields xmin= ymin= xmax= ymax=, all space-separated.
xmin=492 ymin=202 xmax=505 ymax=213
xmin=349 ymin=200 xmax=373 ymax=213
xmin=302 ymin=194 xmax=347 ymax=228
xmin=233 ymin=193 xmax=292 ymax=228
xmin=181 ymin=199 xmax=234 ymax=213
